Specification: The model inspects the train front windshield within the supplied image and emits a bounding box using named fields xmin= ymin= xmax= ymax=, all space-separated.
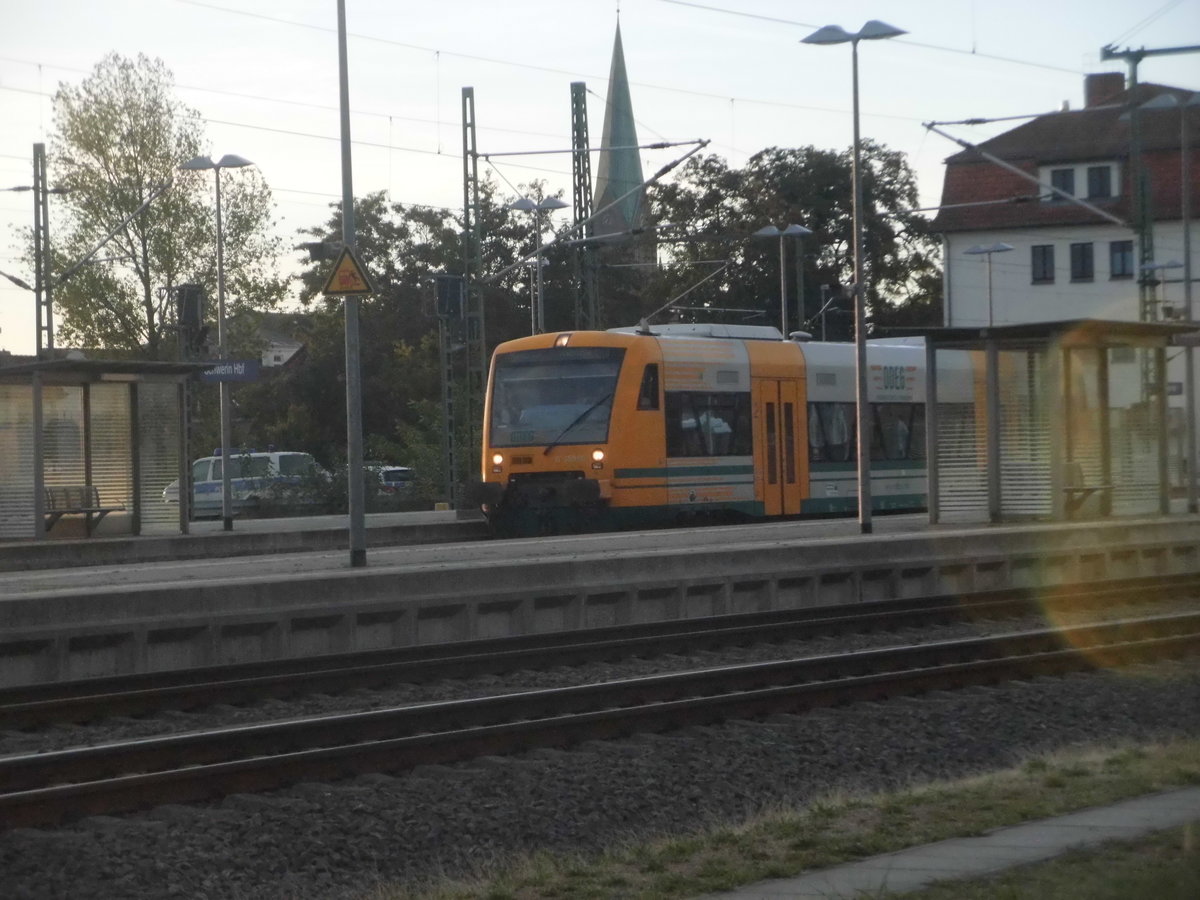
xmin=490 ymin=346 xmax=625 ymax=448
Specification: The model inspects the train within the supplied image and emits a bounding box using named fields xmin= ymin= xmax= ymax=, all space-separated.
xmin=472 ymin=322 xmax=980 ymax=536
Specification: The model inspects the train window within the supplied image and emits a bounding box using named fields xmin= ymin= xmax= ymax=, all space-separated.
xmin=490 ymin=346 xmax=625 ymax=448
xmin=808 ymin=402 xmax=855 ymax=463
xmin=665 ymin=391 xmax=752 ymax=458
xmin=871 ymin=403 xmax=926 ymax=461
xmin=637 ymin=364 xmax=660 ymax=410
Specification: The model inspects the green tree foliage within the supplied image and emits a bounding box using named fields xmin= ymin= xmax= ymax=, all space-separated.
xmin=646 ymin=143 xmax=942 ymax=338
xmin=40 ymin=53 xmax=285 ymax=358
xmin=234 ymin=182 xmax=543 ymax=497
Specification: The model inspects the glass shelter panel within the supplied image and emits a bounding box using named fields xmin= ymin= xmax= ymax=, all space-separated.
xmin=137 ymin=382 xmax=182 ymax=534
xmin=0 ymin=385 xmax=35 ymax=539
xmin=934 ymin=349 xmax=986 ymax=523
xmin=90 ymin=383 xmax=133 ymax=528
xmin=1062 ymin=347 xmax=1106 ymax=517
xmin=1107 ymin=348 xmax=1161 ymax=516
xmin=999 ymin=350 xmax=1051 ymax=518
xmin=42 ymin=385 xmax=85 ymax=489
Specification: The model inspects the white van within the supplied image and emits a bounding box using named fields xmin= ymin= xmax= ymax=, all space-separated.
xmin=162 ymin=450 xmax=326 ymax=516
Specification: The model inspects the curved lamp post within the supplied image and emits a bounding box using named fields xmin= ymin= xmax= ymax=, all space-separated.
xmin=802 ymin=19 xmax=906 ymax=535
xmin=964 ymin=242 xmax=1014 ymax=327
xmin=754 ymin=224 xmax=813 ymax=336
xmin=180 ymin=153 xmax=254 ymax=532
xmin=508 ymin=196 xmax=569 ymax=334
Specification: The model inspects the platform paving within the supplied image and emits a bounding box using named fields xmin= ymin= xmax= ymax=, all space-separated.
xmin=700 ymin=787 xmax=1200 ymax=898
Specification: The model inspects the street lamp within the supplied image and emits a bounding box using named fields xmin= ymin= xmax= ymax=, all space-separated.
xmin=802 ymin=19 xmax=906 ymax=535
xmin=964 ymin=242 xmax=1014 ymax=327
xmin=508 ymin=196 xmax=569 ymax=334
xmin=754 ymin=224 xmax=812 ymax=336
xmin=180 ymin=153 xmax=254 ymax=532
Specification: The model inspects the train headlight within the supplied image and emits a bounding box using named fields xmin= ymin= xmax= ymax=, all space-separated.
xmin=491 ymin=452 xmax=503 ymax=473
xmin=591 ymin=448 xmax=605 ymax=470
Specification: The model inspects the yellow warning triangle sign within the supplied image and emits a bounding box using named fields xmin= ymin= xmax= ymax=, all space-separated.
xmin=321 ymin=246 xmax=375 ymax=296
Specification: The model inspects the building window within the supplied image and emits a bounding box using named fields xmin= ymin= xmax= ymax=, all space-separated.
xmin=1110 ymin=240 xmax=1134 ymax=279
xmin=1087 ymin=165 xmax=1113 ymax=199
xmin=1070 ymin=242 xmax=1094 ymax=282
xmin=1049 ymin=168 xmax=1075 ymax=199
xmin=1032 ymin=245 xmax=1055 ymax=283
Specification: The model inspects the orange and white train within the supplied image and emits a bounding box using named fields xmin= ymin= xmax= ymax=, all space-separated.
xmin=474 ymin=323 xmax=977 ymax=536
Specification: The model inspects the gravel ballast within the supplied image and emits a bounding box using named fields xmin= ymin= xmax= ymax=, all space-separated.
xmin=2 ymin=656 xmax=1199 ymax=900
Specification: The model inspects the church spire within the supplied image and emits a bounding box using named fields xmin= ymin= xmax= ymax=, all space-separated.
xmin=592 ymin=22 xmax=647 ymax=240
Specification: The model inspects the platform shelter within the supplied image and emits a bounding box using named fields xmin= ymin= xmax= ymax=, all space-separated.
xmin=0 ymin=357 xmax=206 ymax=540
xmin=906 ymin=319 xmax=1198 ymax=524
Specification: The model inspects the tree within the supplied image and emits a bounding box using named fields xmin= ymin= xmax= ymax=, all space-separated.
xmin=40 ymin=53 xmax=286 ymax=358
xmin=233 ymin=179 xmax=559 ymax=494
xmin=646 ymin=143 xmax=941 ymax=337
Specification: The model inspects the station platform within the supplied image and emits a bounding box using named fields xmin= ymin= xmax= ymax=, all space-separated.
xmin=0 ymin=509 xmax=489 ymax=573
xmin=702 ymin=787 xmax=1200 ymax=898
xmin=3 ymin=511 xmax=1200 ymax=688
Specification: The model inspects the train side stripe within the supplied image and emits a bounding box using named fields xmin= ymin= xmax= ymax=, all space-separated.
xmin=615 ymin=464 xmax=755 ymax=479
xmin=810 ymin=460 xmax=927 ymax=473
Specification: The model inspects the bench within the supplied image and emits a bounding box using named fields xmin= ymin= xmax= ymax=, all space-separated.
xmin=1063 ymin=484 xmax=1111 ymax=514
xmin=1062 ymin=463 xmax=1110 ymax=516
xmin=43 ymin=485 xmax=126 ymax=536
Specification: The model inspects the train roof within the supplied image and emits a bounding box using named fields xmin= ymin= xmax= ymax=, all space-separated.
xmin=608 ymin=323 xmax=785 ymax=341
xmin=607 ymin=322 xmax=932 ymax=348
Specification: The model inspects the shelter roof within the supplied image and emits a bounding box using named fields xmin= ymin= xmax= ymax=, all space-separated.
xmin=0 ymin=357 xmax=212 ymax=382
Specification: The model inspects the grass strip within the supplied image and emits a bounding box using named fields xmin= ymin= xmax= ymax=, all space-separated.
xmin=897 ymin=823 xmax=1199 ymax=899
xmin=368 ymin=737 xmax=1200 ymax=899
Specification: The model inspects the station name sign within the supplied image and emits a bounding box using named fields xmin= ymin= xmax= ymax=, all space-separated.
xmin=199 ymin=359 xmax=261 ymax=383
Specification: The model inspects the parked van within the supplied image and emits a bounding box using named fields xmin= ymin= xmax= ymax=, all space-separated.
xmin=162 ymin=449 xmax=326 ymax=516
xmin=379 ymin=466 xmax=415 ymax=494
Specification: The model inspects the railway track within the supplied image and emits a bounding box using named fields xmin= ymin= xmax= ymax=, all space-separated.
xmin=2 ymin=609 xmax=1198 ymax=830
xmin=2 ymin=572 xmax=1196 ymax=730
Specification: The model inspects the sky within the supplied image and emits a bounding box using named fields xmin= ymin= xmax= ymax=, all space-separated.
xmin=1 ymin=0 xmax=1197 ymax=355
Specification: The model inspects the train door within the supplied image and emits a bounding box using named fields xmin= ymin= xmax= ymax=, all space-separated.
xmin=753 ymin=379 xmax=803 ymax=516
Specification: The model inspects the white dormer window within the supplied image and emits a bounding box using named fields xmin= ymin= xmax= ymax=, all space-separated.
xmin=1049 ymin=168 xmax=1074 ymax=200
xmin=1040 ymin=161 xmax=1119 ymax=202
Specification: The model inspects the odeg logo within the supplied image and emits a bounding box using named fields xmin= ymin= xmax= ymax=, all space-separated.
xmin=881 ymin=365 xmax=907 ymax=390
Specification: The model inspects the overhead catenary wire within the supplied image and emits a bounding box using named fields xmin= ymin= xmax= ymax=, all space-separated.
xmin=658 ymin=0 xmax=1086 ymax=75
xmin=644 ymin=260 xmax=732 ymax=322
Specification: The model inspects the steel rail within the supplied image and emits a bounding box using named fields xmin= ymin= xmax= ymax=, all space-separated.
xmin=1 ymin=612 xmax=1197 ymax=830
xmin=2 ymin=572 xmax=1194 ymax=729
